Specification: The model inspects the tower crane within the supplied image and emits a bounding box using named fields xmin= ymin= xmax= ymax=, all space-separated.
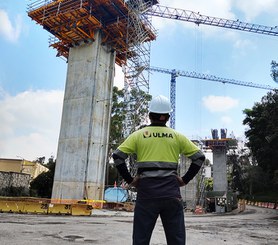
xmin=148 ymin=5 xmax=278 ymax=37
xmin=148 ymin=66 xmax=277 ymax=129
xmin=146 ymin=4 xmax=278 ymax=212
xmin=145 ymin=4 xmax=278 ymax=129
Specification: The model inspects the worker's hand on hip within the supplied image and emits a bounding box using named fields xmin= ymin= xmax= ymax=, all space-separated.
xmin=130 ymin=176 xmax=140 ymax=187
xmin=177 ymin=176 xmax=186 ymax=187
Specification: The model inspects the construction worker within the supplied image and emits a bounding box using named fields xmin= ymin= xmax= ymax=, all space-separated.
xmin=112 ymin=95 xmax=205 ymax=245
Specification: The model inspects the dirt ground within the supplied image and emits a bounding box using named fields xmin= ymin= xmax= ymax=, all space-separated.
xmin=0 ymin=205 xmax=277 ymax=245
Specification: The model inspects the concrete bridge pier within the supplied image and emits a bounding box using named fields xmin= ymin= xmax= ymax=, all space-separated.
xmin=212 ymin=147 xmax=228 ymax=213
xmin=212 ymin=147 xmax=227 ymax=192
xmin=52 ymin=31 xmax=116 ymax=202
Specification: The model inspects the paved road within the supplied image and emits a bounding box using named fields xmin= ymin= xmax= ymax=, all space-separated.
xmin=0 ymin=205 xmax=277 ymax=245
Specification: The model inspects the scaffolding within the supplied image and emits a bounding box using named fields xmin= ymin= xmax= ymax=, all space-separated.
xmin=28 ymin=0 xmax=158 ymax=182
xmin=28 ymin=0 xmax=157 ymax=135
xmin=122 ymin=0 xmax=157 ymax=137
xmin=121 ymin=0 xmax=157 ymax=177
xmin=27 ymin=0 xmax=156 ymax=66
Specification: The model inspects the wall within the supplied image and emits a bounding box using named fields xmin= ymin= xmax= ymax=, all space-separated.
xmin=0 ymin=159 xmax=22 ymax=173
xmin=0 ymin=171 xmax=30 ymax=196
xmin=0 ymin=158 xmax=48 ymax=180
xmin=22 ymin=162 xmax=49 ymax=180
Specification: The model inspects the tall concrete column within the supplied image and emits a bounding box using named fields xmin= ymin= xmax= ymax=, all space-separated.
xmin=52 ymin=31 xmax=115 ymax=202
xmin=212 ymin=147 xmax=227 ymax=192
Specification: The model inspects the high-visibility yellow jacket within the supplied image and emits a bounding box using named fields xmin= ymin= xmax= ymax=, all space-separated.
xmin=113 ymin=125 xmax=205 ymax=199
xmin=118 ymin=126 xmax=200 ymax=163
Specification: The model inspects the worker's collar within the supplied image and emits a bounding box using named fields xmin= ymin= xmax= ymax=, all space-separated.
xmin=149 ymin=122 xmax=167 ymax=127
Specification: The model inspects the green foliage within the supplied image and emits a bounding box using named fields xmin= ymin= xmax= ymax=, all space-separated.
xmin=106 ymin=165 xmax=119 ymax=186
xmin=245 ymin=165 xmax=271 ymax=195
xmin=243 ymin=90 xmax=278 ymax=192
xmin=109 ymin=87 xmax=151 ymax=149
xmin=204 ymin=178 xmax=213 ymax=191
xmin=109 ymin=86 xmax=151 ymax=151
xmin=106 ymin=86 xmax=151 ymax=185
xmin=226 ymin=147 xmax=278 ymax=202
xmin=0 ymin=186 xmax=29 ymax=197
xmin=244 ymin=188 xmax=278 ymax=203
xmin=227 ymin=149 xmax=249 ymax=194
xmin=109 ymin=87 xmax=126 ymax=150
xmin=29 ymin=157 xmax=55 ymax=198
xmin=128 ymin=88 xmax=152 ymax=131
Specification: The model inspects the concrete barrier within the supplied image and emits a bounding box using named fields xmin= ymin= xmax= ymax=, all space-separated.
xmin=0 ymin=197 xmax=93 ymax=216
xmin=194 ymin=205 xmax=205 ymax=215
xmin=268 ymin=203 xmax=275 ymax=209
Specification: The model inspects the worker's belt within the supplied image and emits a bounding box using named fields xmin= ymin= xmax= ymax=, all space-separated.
xmin=136 ymin=161 xmax=177 ymax=169
xmin=136 ymin=161 xmax=178 ymax=178
xmin=137 ymin=167 xmax=177 ymax=174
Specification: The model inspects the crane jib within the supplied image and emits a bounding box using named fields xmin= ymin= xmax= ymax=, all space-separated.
xmin=147 ymin=5 xmax=278 ymax=37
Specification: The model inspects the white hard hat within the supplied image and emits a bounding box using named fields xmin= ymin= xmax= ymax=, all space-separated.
xmin=149 ymin=95 xmax=172 ymax=114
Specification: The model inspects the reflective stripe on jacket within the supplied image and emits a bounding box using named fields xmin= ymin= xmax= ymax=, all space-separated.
xmin=115 ymin=126 xmax=201 ymax=178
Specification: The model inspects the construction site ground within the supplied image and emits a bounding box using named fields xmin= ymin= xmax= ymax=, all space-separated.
xmin=0 ymin=205 xmax=277 ymax=245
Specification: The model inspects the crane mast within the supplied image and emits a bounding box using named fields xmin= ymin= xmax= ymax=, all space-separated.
xmin=148 ymin=5 xmax=278 ymax=36
xmin=148 ymin=66 xmax=277 ymax=129
xmin=170 ymin=71 xmax=178 ymax=129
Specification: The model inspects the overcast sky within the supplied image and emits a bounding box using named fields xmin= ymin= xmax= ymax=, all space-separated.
xmin=0 ymin=0 xmax=278 ymax=160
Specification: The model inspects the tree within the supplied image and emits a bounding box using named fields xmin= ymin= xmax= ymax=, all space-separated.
xmin=204 ymin=178 xmax=213 ymax=192
xmin=29 ymin=157 xmax=56 ymax=198
xmin=243 ymin=89 xmax=278 ymax=192
xmin=36 ymin=156 xmax=45 ymax=164
xmin=128 ymin=88 xmax=152 ymax=131
xmin=227 ymin=148 xmax=255 ymax=196
xmin=108 ymin=86 xmax=152 ymax=152
xmin=106 ymin=86 xmax=152 ymax=185
xmin=109 ymin=86 xmax=126 ymax=152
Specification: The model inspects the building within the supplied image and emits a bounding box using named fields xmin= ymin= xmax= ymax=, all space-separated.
xmin=0 ymin=158 xmax=49 ymax=180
